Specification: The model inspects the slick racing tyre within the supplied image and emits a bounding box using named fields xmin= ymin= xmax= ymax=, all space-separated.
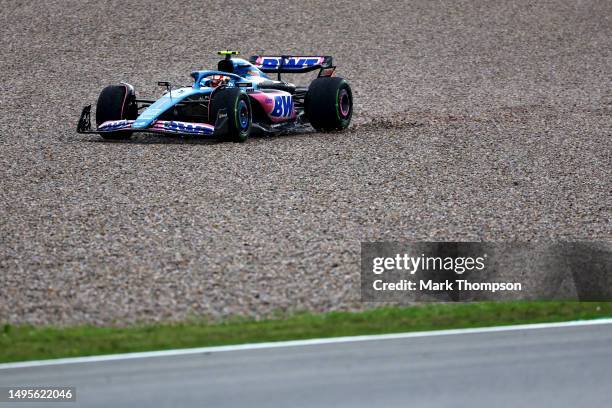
xmin=95 ymin=84 xmax=137 ymax=140
xmin=305 ymin=77 xmax=352 ymax=131
xmin=209 ymin=87 xmax=252 ymax=142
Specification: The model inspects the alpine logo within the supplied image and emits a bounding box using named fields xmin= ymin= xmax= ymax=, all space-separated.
xmin=271 ymin=95 xmax=293 ymax=117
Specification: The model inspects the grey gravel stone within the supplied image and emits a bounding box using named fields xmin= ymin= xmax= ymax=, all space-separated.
xmin=0 ymin=0 xmax=610 ymax=325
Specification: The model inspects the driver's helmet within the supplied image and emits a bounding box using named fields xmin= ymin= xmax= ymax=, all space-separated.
xmin=205 ymin=74 xmax=229 ymax=88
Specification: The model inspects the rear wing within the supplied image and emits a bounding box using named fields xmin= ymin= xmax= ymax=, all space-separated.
xmin=249 ymin=55 xmax=335 ymax=79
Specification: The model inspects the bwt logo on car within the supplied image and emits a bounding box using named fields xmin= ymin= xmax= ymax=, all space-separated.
xmin=260 ymin=57 xmax=323 ymax=69
xmin=163 ymin=121 xmax=212 ymax=134
xmin=271 ymin=95 xmax=293 ymax=118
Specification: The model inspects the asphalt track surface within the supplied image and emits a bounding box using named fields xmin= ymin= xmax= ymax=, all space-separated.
xmin=1 ymin=322 xmax=611 ymax=407
xmin=1 ymin=0 xmax=611 ymax=324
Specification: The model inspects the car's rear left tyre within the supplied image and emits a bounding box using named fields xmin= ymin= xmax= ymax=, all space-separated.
xmin=209 ymin=87 xmax=252 ymax=143
xmin=96 ymin=84 xmax=137 ymax=140
xmin=305 ymin=77 xmax=352 ymax=131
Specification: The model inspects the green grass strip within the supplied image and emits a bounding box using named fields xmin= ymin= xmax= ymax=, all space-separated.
xmin=1 ymin=301 xmax=610 ymax=364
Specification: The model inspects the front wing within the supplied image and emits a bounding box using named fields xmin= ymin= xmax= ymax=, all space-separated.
xmin=76 ymin=105 xmax=228 ymax=137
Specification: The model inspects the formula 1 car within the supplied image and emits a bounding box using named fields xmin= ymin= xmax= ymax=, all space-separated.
xmin=77 ymin=51 xmax=353 ymax=142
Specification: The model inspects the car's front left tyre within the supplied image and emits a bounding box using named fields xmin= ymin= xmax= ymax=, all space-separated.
xmin=96 ymin=84 xmax=137 ymax=140
xmin=209 ymin=87 xmax=252 ymax=143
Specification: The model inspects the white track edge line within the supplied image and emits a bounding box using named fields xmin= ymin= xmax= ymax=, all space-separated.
xmin=1 ymin=318 xmax=611 ymax=370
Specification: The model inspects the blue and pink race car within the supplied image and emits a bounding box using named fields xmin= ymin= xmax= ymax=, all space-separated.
xmin=77 ymin=51 xmax=353 ymax=142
